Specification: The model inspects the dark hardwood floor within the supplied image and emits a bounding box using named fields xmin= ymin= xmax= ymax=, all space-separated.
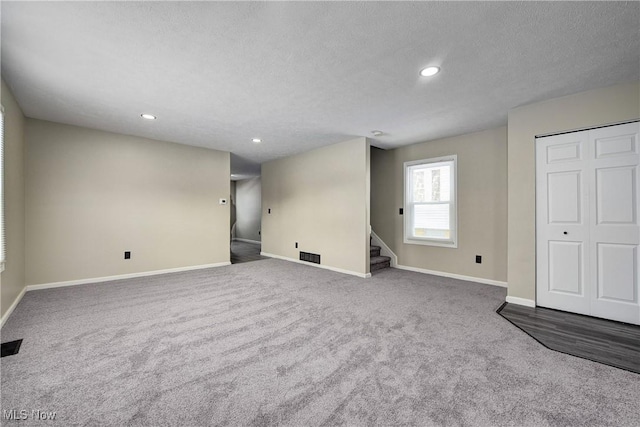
xmin=497 ymin=302 xmax=640 ymax=374
xmin=230 ymin=240 xmax=267 ymax=264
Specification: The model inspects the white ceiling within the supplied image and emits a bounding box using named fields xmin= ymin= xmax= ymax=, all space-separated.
xmin=2 ymin=2 xmax=639 ymax=177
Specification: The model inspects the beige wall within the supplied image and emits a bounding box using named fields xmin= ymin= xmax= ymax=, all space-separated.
xmin=508 ymin=81 xmax=640 ymax=302
xmin=25 ymin=119 xmax=230 ymax=285
xmin=371 ymin=126 xmax=508 ymax=282
xmin=262 ymin=137 xmax=370 ymax=276
xmin=235 ymin=177 xmax=262 ymax=242
xmin=1 ymin=80 xmax=26 ymax=320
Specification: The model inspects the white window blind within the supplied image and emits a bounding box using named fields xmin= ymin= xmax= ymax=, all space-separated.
xmin=404 ymin=155 xmax=457 ymax=247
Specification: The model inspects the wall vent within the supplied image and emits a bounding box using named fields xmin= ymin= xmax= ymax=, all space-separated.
xmin=299 ymin=251 xmax=321 ymax=264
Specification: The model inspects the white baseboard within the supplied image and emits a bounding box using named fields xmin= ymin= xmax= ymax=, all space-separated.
xmin=0 ymin=286 xmax=27 ymax=328
xmin=261 ymin=252 xmax=371 ymax=279
xmin=233 ymin=238 xmax=261 ymax=245
xmin=505 ymin=296 xmax=536 ymax=308
xmin=370 ymin=230 xmax=398 ymax=267
xmin=26 ymin=262 xmax=231 ymax=291
xmin=395 ymin=264 xmax=508 ymax=288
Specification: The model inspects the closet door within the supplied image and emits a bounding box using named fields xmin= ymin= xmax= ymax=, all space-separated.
xmin=536 ymin=131 xmax=591 ymax=315
xmin=588 ymin=122 xmax=640 ymax=324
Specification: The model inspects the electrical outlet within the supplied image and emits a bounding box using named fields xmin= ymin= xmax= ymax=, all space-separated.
xmin=476 ymin=255 xmax=482 ymax=264
xmin=399 ymin=208 xmax=403 ymax=215
xmin=124 ymin=251 xmax=131 ymax=260
xmin=268 ymin=208 xmax=271 ymax=214
xmin=295 ymin=242 xmax=298 ymax=248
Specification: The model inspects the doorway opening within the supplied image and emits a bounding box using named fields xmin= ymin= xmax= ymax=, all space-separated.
xmin=230 ymin=176 xmax=265 ymax=264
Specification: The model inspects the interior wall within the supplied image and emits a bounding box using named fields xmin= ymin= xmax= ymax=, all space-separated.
xmin=507 ymin=81 xmax=640 ymax=302
xmin=235 ymin=177 xmax=262 ymax=242
xmin=1 ymin=79 xmax=26 ymax=320
xmin=262 ymin=137 xmax=370 ymax=276
xmin=25 ymin=119 xmax=230 ymax=285
xmin=371 ymin=126 xmax=507 ymax=282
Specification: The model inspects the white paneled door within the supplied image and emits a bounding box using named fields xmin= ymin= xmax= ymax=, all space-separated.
xmin=536 ymin=122 xmax=640 ymax=325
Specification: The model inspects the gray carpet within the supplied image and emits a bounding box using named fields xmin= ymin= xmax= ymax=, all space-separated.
xmin=1 ymin=259 xmax=639 ymax=426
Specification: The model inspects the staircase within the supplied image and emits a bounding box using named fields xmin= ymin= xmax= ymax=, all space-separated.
xmin=370 ymin=243 xmax=391 ymax=273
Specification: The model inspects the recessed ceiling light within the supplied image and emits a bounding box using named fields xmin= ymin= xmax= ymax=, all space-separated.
xmin=420 ymin=66 xmax=440 ymax=77
xmin=371 ymin=130 xmax=384 ymax=137
xmin=252 ymin=138 xmax=262 ymax=143
xmin=141 ymin=113 xmax=157 ymax=120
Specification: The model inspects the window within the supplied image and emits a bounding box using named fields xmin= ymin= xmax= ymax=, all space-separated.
xmin=0 ymin=105 xmax=4 ymax=272
xmin=404 ymin=155 xmax=457 ymax=247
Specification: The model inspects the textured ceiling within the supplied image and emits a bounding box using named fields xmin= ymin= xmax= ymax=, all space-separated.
xmin=2 ymin=2 xmax=639 ymax=176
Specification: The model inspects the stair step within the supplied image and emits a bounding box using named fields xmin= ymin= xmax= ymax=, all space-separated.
xmin=370 ymin=255 xmax=391 ymax=265
xmin=370 ymin=255 xmax=391 ymax=272
xmin=370 ymin=245 xmax=381 ymax=256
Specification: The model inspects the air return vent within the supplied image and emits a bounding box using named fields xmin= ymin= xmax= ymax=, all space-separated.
xmin=299 ymin=251 xmax=321 ymax=264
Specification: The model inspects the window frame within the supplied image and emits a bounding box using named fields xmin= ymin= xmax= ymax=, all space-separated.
xmin=403 ymin=155 xmax=458 ymax=248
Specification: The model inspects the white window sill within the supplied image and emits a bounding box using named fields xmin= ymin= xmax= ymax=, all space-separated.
xmin=404 ymin=238 xmax=457 ymax=248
